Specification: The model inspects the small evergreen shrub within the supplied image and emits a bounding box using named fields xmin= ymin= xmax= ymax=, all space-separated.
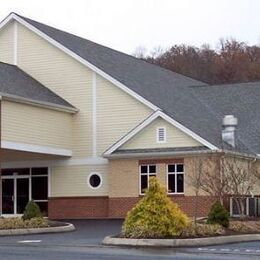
xmin=22 ymin=200 xmax=42 ymax=220
xmin=207 ymin=201 xmax=230 ymax=228
xmin=122 ymin=177 xmax=189 ymax=238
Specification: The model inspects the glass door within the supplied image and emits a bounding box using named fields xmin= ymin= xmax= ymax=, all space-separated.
xmin=16 ymin=178 xmax=29 ymax=214
xmin=2 ymin=179 xmax=14 ymax=214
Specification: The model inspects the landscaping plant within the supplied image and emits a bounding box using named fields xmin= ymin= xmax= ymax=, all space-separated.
xmin=207 ymin=201 xmax=230 ymax=228
xmin=22 ymin=200 xmax=42 ymax=220
xmin=122 ymin=177 xmax=189 ymax=238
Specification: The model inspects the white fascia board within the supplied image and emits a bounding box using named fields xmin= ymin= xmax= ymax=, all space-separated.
xmin=1 ymin=92 xmax=78 ymax=114
xmin=103 ymin=111 xmax=160 ymax=155
xmin=0 ymin=13 xmax=158 ymax=112
xmin=1 ymin=157 xmax=108 ymax=169
xmin=103 ymin=110 xmax=218 ymax=156
xmin=1 ymin=140 xmax=72 ymax=157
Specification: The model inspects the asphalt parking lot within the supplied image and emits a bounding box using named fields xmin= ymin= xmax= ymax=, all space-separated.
xmin=0 ymin=220 xmax=260 ymax=260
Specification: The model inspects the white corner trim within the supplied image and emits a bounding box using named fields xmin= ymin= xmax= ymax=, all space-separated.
xmin=92 ymin=72 xmax=97 ymax=156
xmin=0 ymin=13 xmax=158 ymax=112
xmin=13 ymin=21 xmax=18 ymax=65
xmin=103 ymin=110 xmax=218 ymax=156
xmin=1 ymin=140 xmax=72 ymax=157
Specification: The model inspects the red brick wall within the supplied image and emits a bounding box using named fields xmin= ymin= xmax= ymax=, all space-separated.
xmin=48 ymin=196 xmax=108 ymax=219
xmin=108 ymin=197 xmax=140 ymax=218
xmin=108 ymin=196 xmax=217 ymax=218
xmin=48 ymin=195 xmax=217 ymax=219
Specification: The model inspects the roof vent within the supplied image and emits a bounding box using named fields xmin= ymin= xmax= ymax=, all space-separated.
xmin=222 ymin=115 xmax=238 ymax=147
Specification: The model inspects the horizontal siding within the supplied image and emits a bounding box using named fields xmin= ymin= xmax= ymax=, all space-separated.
xmin=51 ymin=165 xmax=108 ymax=196
xmin=96 ymin=75 xmax=152 ymax=155
xmin=0 ymin=21 xmax=14 ymax=64
xmin=2 ymin=101 xmax=72 ymax=149
xmin=121 ymin=117 xmax=202 ymax=150
xmin=17 ymin=23 xmax=92 ymax=158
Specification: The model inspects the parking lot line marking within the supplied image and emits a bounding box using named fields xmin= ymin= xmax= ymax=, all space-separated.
xmin=18 ymin=240 xmax=42 ymax=243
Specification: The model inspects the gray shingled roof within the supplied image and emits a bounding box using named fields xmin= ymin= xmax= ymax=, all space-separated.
xmin=0 ymin=62 xmax=75 ymax=109
xmin=190 ymin=82 xmax=260 ymax=155
xmin=14 ymin=14 xmax=260 ymax=155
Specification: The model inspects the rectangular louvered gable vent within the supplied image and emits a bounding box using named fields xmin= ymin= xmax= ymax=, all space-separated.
xmin=157 ymin=127 xmax=166 ymax=143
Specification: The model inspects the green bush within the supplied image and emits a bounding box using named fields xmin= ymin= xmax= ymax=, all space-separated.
xmin=22 ymin=200 xmax=42 ymax=220
xmin=207 ymin=201 xmax=230 ymax=228
xmin=122 ymin=177 xmax=189 ymax=238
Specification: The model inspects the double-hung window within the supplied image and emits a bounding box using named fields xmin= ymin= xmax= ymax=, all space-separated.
xmin=167 ymin=164 xmax=184 ymax=194
xmin=140 ymin=164 xmax=156 ymax=194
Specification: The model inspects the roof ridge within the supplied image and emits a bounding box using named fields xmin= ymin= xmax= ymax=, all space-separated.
xmin=190 ymin=81 xmax=260 ymax=88
xmin=14 ymin=13 xmax=207 ymax=85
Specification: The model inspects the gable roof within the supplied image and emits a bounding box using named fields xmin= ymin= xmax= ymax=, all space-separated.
xmin=1 ymin=13 xmax=259 ymax=156
xmin=0 ymin=62 xmax=76 ymax=112
xmin=104 ymin=110 xmax=217 ymax=156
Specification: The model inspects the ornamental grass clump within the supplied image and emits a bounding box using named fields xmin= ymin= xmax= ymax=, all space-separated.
xmin=122 ymin=177 xmax=189 ymax=238
xmin=207 ymin=201 xmax=230 ymax=228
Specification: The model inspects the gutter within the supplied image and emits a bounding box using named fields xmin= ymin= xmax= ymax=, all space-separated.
xmin=104 ymin=149 xmax=259 ymax=160
xmin=0 ymin=92 xmax=78 ymax=114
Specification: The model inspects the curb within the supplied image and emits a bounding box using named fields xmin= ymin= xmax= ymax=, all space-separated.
xmin=102 ymin=234 xmax=260 ymax=248
xmin=0 ymin=223 xmax=75 ymax=236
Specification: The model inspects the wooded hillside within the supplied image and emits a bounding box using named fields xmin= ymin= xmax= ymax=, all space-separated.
xmin=134 ymin=39 xmax=260 ymax=85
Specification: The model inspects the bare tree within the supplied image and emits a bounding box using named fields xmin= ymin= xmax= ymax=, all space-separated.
xmin=189 ymin=154 xmax=260 ymax=219
xmin=223 ymin=157 xmax=260 ymax=218
xmin=132 ymin=45 xmax=148 ymax=59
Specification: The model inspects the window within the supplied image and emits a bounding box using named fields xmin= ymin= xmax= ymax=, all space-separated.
xmin=157 ymin=127 xmax=166 ymax=143
xmin=31 ymin=167 xmax=48 ymax=216
xmin=140 ymin=164 xmax=156 ymax=194
xmin=88 ymin=173 xmax=102 ymax=189
xmin=167 ymin=163 xmax=184 ymax=194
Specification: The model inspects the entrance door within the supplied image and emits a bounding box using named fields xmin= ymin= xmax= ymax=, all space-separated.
xmin=2 ymin=177 xmax=29 ymax=215
xmin=2 ymin=179 xmax=14 ymax=214
xmin=16 ymin=178 xmax=29 ymax=214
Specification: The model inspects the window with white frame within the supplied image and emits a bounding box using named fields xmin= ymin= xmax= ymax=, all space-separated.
xmin=167 ymin=164 xmax=184 ymax=194
xmin=140 ymin=164 xmax=156 ymax=194
xmin=157 ymin=127 xmax=166 ymax=143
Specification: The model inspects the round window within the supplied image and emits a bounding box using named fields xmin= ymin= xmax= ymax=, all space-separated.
xmin=88 ymin=173 xmax=102 ymax=189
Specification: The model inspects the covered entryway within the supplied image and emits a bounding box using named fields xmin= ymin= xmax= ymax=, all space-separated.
xmin=1 ymin=167 xmax=48 ymax=216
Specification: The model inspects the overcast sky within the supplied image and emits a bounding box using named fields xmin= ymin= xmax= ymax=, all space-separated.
xmin=1 ymin=0 xmax=259 ymax=54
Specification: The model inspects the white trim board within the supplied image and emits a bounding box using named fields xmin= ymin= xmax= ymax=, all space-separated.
xmin=92 ymin=72 xmax=97 ymax=156
xmin=103 ymin=110 xmax=218 ymax=156
xmin=1 ymin=157 xmax=108 ymax=168
xmin=1 ymin=140 xmax=72 ymax=157
xmin=0 ymin=13 xmax=158 ymax=112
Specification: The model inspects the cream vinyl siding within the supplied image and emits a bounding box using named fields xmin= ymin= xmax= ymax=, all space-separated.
xmin=121 ymin=117 xmax=202 ymax=150
xmin=51 ymin=165 xmax=108 ymax=196
xmin=0 ymin=21 xmax=14 ymax=64
xmin=1 ymin=100 xmax=72 ymax=149
xmin=16 ymin=23 xmax=92 ymax=158
xmin=96 ymin=75 xmax=152 ymax=155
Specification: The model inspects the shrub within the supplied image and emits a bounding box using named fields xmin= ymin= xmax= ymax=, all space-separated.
xmin=181 ymin=222 xmax=225 ymax=237
xmin=122 ymin=177 xmax=189 ymax=238
xmin=0 ymin=217 xmax=48 ymax=230
xmin=207 ymin=201 xmax=230 ymax=228
xmin=22 ymin=200 xmax=42 ymax=220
